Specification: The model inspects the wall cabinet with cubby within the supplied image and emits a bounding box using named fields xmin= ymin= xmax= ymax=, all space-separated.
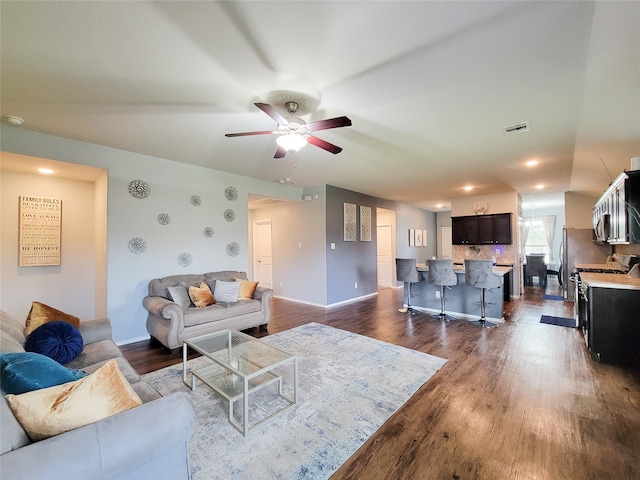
xmin=593 ymin=170 xmax=640 ymax=244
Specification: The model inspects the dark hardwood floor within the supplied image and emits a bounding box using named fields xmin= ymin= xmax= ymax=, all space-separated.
xmin=121 ymin=280 xmax=640 ymax=480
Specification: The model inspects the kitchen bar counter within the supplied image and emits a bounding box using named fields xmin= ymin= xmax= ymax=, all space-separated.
xmin=580 ymin=272 xmax=640 ymax=290
xmin=419 ymin=264 xmax=513 ymax=276
xmin=407 ymin=264 xmax=513 ymax=322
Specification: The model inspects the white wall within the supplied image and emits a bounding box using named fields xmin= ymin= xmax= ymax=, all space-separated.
xmin=2 ymin=125 xmax=303 ymax=343
xmin=1 ymin=171 xmax=98 ymax=321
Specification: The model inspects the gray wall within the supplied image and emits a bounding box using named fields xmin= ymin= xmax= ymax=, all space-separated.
xmin=325 ymin=185 xmax=436 ymax=304
xmin=325 ymin=185 xmax=379 ymax=305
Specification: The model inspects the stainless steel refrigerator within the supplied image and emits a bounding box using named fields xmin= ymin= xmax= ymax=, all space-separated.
xmin=562 ymin=228 xmax=612 ymax=302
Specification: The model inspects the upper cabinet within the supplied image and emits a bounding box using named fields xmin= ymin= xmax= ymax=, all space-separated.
xmin=452 ymin=216 xmax=479 ymax=245
xmin=593 ymin=170 xmax=640 ymax=244
xmin=452 ymin=213 xmax=512 ymax=245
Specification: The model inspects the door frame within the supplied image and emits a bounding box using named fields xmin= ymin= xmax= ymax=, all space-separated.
xmin=252 ymin=219 xmax=273 ymax=288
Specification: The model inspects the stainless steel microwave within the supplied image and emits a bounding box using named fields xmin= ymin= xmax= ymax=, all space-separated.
xmin=594 ymin=214 xmax=610 ymax=243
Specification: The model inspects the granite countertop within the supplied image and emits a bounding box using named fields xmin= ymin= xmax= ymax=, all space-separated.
xmin=417 ymin=264 xmax=513 ymax=276
xmin=580 ymin=272 xmax=640 ymax=290
xmin=575 ymin=262 xmax=627 ymax=271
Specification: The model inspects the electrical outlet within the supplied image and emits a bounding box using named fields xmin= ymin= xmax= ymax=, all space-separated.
xmin=279 ymin=281 xmax=283 ymax=287
xmin=435 ymin=290 xmax=440 ymax=299
xmin=354 ymin=282 xmax=358 ymax=288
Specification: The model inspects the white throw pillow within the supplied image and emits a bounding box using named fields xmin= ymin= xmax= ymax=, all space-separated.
xmin=213 ymin=280 xmax=241 ymax=303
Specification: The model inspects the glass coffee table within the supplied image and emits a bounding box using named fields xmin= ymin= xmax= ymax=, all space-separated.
xmin=183 ymin=329 xmax=298 ymax=436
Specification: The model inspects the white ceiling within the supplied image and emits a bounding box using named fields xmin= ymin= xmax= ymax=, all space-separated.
xmin=1 ymin=1 xmax=638 ymax=211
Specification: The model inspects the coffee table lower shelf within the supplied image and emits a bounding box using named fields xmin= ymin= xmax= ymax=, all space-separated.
xmin=184 ymin=359 xmax=297 ymax=436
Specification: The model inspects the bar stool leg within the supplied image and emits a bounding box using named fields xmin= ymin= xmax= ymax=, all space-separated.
xmin=469 ymin=288 xmax=497 ymax=328
xmin=407 ymin=282 xmax=420 ymax=315
xmin=431 ymin=286 xmax=457 ymax=321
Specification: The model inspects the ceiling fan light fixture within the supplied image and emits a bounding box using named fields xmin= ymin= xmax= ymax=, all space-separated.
xmin=276 ymin=133 xmax=307 ymax=152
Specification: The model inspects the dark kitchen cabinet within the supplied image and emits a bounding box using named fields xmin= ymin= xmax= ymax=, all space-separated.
xmin=452 ymin=213 xmax=511 ymax=245
xmin=587 ymin=284 xmax=640 ymax=369
xmin=493 ymin=214 xmax=512 ymax=244
xmin=478 ymin=216 xmax=496 ymax=244
xmin=593 ymin=170 xmax=640 ymax=244
xmin=452 ymin=216 xmax=479 ymax=245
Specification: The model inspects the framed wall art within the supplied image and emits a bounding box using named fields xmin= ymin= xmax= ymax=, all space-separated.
xmin=360 ymin=206 xmax=371 ymax=241
xmin=409 ymin=228 xmax=415 ymax=246
xmin=415 ymin=228 xmax=423 ymax=247
xmin=344 ymin=203 xmax=357 ymax=241
xmin=19 ymin=196 xmax=62 ymax=266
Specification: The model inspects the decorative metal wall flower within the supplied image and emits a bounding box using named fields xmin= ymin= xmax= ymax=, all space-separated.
xmin=128 ymin=237 xmax=147 ymax=254
xmin=226 ymin=242 xmax=240 ymax=257
xmin=225 ymin=186 xmax=239 ymax=201
xmin=157 ymin=213 xmax=171 ymax=225
xmin=224 ymin=209 xmax=236 ymax=222
xmin=190 ymin=195 xmax=202 ymax=206
xmin=128 ymin=180 xmax=150 ymax=199
xmin=177 ymin=253 xmax=193 ymax=267
xmin=203 ymin=227 xmax=214 ymax=238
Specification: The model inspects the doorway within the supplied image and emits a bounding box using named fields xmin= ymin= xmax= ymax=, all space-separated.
xmin=440 ymin=226 xmax=453 ymax=259
xmin=377 ymin=208 xmax=397 ymax=288
xmin=252 ymin=219 xmax=273 ymax=289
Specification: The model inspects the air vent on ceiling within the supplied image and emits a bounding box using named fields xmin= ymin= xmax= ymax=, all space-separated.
xmin=503 ymin=122 xmax=530 ymax=134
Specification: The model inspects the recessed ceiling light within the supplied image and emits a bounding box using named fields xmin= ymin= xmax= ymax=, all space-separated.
xmin=535 ymin=184 xmax=545 ymax=190
xmin=463 ymin=185 xmax=474 ymax=192
xmin=37 ymin=168 xmax=55 ymax=175
xmin=525 ymin=159 xmax=539 ymax=167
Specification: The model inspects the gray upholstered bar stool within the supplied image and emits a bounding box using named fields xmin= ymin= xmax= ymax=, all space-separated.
xmin=464 ymin=259 xmax=501 ymax=328
xmin=396 ymin=258 xmax=422 ymax=314
xmin=427 ymin=259 xmax=458 ymax=321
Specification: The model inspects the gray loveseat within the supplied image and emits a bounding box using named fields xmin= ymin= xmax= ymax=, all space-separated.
xmin=143 ymin=270 xmax=273 ymax=351
xmin=0 ymin=310 xmax=194 ymax=480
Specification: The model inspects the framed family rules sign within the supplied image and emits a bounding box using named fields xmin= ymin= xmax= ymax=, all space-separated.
xmin=19 ymin=196 xmax=62 ymax=266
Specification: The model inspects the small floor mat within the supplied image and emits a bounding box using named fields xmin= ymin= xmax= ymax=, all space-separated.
xmin=540 ymin=315 xmax=576 ymax=328
xmin=542 ymin=294 xmax=564 ymax=301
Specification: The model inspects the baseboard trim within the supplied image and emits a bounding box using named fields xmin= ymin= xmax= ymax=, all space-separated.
xmin=273 ymin=291 xmax=379 ymax=309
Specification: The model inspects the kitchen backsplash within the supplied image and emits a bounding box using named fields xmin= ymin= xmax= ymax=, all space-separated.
xmin=452 ymin=244 xmax=516 ymax=265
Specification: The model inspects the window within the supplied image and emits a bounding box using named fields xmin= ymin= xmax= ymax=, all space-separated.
xmin=523 ymin=218 xmax=550 ymax=263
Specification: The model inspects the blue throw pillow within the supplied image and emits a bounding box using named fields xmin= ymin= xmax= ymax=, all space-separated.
xmin=25 ymin=320 xmax=84 ymax=365
xmin=0 ymin=352 xmax=87 ymax=395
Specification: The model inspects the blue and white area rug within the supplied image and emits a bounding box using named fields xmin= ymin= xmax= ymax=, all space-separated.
xmin=142 ymin=322 xmax=447 ymax=480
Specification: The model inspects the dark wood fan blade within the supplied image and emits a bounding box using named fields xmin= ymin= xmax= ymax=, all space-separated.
xmin=307 ymin=135 xmax=343 ymax=154
xmin=274 ymin=146 xmax=287 ymax=158
xmin=255 ymin=103 xmax=288 ymax=124
xmin=306 ymin=116 xmax=352 ymax=131
xmin=225 ymin=130 xmax=274 ymax=137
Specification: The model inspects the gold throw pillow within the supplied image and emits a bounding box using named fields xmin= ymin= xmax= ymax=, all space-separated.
xmin=5 ymin=359 xmax=142 ymax=441
xmin=188 ymin=282 xmax=216 ymax=307
xmin=235 ymin=278 xmax=259 ymax=300
xmin=24 ymin=301 xmax=81 ymax=337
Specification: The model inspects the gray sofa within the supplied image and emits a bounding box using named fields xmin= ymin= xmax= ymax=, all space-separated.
xmin=143 ymin=270 xmax=273 ymax=351
xmin=0 ymin=310 xmax=194 ymax=480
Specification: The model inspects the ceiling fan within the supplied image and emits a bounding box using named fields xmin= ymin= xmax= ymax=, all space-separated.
xmin=225 ymin=102 xmax=352 ymax=158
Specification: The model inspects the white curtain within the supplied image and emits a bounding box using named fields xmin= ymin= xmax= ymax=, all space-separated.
xmin=520 ymin=224 xmax=530 ymax=256
xmin=542 ymin=215 xmax=557 ymax=261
